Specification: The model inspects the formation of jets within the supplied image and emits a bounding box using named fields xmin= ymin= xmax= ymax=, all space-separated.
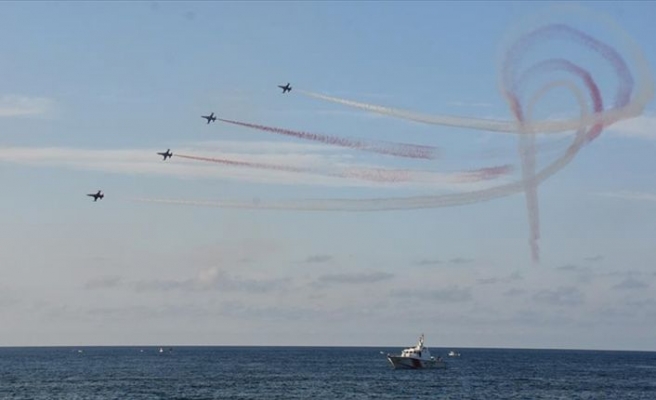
xmin=88 ymin=83 xmax=292 ymax=201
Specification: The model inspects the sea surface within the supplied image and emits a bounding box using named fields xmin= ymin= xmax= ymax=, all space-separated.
xmin=0 ymin=346 xmax=654 ymax=399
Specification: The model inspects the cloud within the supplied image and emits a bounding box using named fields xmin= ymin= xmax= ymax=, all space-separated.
xmin=553 ymin=264 xmax=595 ymax=283
xmin=0 ymin=144 xmax=505 ymax=191
xmin=607 ymin=114 xmax=656 ymax=140
xmin=314 ymin=271 xmax=394 ymax=287
xmin=85 ymin=303 xmax=214 ymax=321
xmin=448 ymin=101 xmax=493 ymax=108
xmin=217 ymin=301 xmax=319 ymax=322
xmin=503 ymin=288 xmax=526 ymax=297
xmin=556 ymin=264 xmax=583 ymax=272
xmin=391 ymin=286 xmax=473 ymax=303
xmin=533 ymin=287 xmax=585 ymax=306
xmin=613 ymin=278 xmax=649 ymax=290
xmin=0 ymin=144 xmax=365 ymax=188
xmin=595 ymin=191 xmax=656 ymax=202
xmin=477 ymin=272 xmax=523 ymax=285
xmin=584 ymin=255 xmax=604 ymax=262
xmin=449 ymin=257 xmax=474 ymax=265
xmin=508 ymin=271 xmax=522 ymax=281
xmin=217 ymin=301 xmax=386 ymax=323
xmin=134 ymin=279 xmax=186 ymax=292
xmin=477 ymin=277 xmax=499 ymax=285
xmin=84 ymin=276 xmax=123 ymax=290
xmin=509 ymin=309 xmax=576 ymax=327
xmin=625 ymin=298 xmax=656 ymax=308
xmin=412 ymin=258 xmax=442 ymax=266
xmin=134 ymin=268 xmax=291 ymax=294
xmin=0 ymin=95 xmax=55 ymax=117
xmin=304 ymin=255 xmax=333 ymax=264
xmin=0 ymin=292 xmax=18 ymax=308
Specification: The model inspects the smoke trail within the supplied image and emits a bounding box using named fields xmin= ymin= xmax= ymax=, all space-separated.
xmin=298 ymin=90 xmax=638 ymax=135
xmin=216 ymin=118 xmax=439 ymax=160
xmin=504 ymin=60 xmax=607 ymax=262
xmin=299 ymin=16 xmax=653 ymax=136
xmin=132 ymin=86 xmax=587 ymax=214
xmin=132 ymin=85 xmax=591 ymax=212
xmin=135 ymin=8 xmax=653 ymax=264
xmin=502 ymin=23 xmax=632 ymax=262
xmin=175 ymin=153 xmax=510 ymax=185
xmin=175 ymin=154 xmax=309 ymax=174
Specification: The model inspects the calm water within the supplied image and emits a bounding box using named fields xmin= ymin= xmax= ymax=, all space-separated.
xmin=0 ymin=346 xmax=654 ymax=399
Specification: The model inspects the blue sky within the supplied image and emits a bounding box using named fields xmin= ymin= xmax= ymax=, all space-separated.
xmin=1 ymin=1 xmax=656 ymax=350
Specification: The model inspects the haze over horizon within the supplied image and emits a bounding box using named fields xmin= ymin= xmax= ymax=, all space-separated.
xmin=1 ymin=2 xmax=655 ymax=351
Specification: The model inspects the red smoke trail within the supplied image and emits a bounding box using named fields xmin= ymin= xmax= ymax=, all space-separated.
xmin=134 ymin=12 xmax=652 ymax=265
xmin=502 ymin=22 xmax=633 ymax=262
xmin=176 ymin=153 xmax=509 ymax=184
xmin=504 ymin=24 xmax=633 ymax=108
xmin=216 ymin=118 xmax=439 ymax=160
xmin=176 ymin=153 xmax=412 ymax=183
xmin=175 ymin=154 xmax=309 ymax=174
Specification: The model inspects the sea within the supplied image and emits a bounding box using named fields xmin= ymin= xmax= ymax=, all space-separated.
xmin=0 ymin=346 xmax=654 ymax=399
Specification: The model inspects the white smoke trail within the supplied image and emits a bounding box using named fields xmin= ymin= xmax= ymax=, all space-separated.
xmin=176 ymin=153 xmax=511 ymax=185
xmin=132 ymin=83 xmax=589 ymax=212
xmin=298 ymin=89 xmax=646 ymax=136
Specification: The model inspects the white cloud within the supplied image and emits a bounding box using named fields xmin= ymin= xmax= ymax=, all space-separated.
xmin=613 ymin=278 xmax=649 ymax=290
xmin=313 ymin=271 xmax=394 ymax=287
xmin=448 ymin=101 xmax=494 ymax=108
xmin=607 ymin=114 xmax=656 ymax=140
xmin=133 ymin=267 xmax=291 ymax=294
xmin=0 ymin=95 xmax=55 ymax=117
xmin=594 ymin=191 xmax=656 ymax=202
xmin=533 ymin=287 xmax=585 ymax=306
xmin=0 ymin=144 xmax=510 ymax=191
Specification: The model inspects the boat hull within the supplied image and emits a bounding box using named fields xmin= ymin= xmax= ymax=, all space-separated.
xmin=387 ymin=355 xmax=446 ymax=369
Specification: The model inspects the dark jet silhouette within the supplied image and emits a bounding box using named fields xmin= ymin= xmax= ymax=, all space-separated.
xmin=201 ymin=112 xmax=217 ymax=124
xmin=87 ymin=190 xmax=104 ymax=202
xmin=278 ymin=83 xmax=292 ymax=93
xmin=157 ymin=149 xmax=173 ymax=160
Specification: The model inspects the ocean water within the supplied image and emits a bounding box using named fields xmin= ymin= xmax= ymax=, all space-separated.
xmin=0 ymin=346 xmax=654 ymax=399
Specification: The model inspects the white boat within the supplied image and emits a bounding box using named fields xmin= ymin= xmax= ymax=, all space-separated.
xmin=448 ymin=350 xmax=461 ymax=357
xmin=387 ymin=334 xmax=446 ymax=369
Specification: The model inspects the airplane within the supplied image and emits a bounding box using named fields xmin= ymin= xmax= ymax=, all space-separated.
xmin=87 ymin=190 xmax=104 ymax=202
xmin=157 ymin=149 xmax=173 ymax=160
xmin=278 ymin=83 xmax=292 ymax=93
xmin=201 ymin=112 xmax=217 ymax=124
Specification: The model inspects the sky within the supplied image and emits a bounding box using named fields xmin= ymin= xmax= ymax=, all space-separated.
xmin=1 ymin=1 xmax=656 ymax=350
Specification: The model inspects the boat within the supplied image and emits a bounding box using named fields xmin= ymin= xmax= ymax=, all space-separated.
xmin=387 ymin=334 xmax=446 ymax=369
xmin=448 ymin=350 xmax=461 ymax=357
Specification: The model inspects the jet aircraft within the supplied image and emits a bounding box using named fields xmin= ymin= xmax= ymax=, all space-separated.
xmin=87 ymin=190 xmax=104 ymax=202
xmin=157 ymin=149 xmax=173 ymax=160
xmin=202 ymin=112 xmax=217 ymax=124
xmin=278 ymin=83 xmax=292 ymax=93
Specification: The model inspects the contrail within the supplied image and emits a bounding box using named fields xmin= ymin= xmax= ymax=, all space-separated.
xmin=297 ymin=20 xmax=650 ymax=137
xmin=216 ymin=117 xmax=439 ymax=160
xmin=131 ymin=86 xmax=588 ymax=213
xmin=135 ymin=9 xmax=654 ymax=264
xmin=175 ymin=153 xmax=511 ymax=184
xmin=297 ymin=89 xmax=643 ymax=135
xmin=501 ymin=23 xmax=635 ymax=262
xmin=175 ymin=154 xmax=310 ymax=175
